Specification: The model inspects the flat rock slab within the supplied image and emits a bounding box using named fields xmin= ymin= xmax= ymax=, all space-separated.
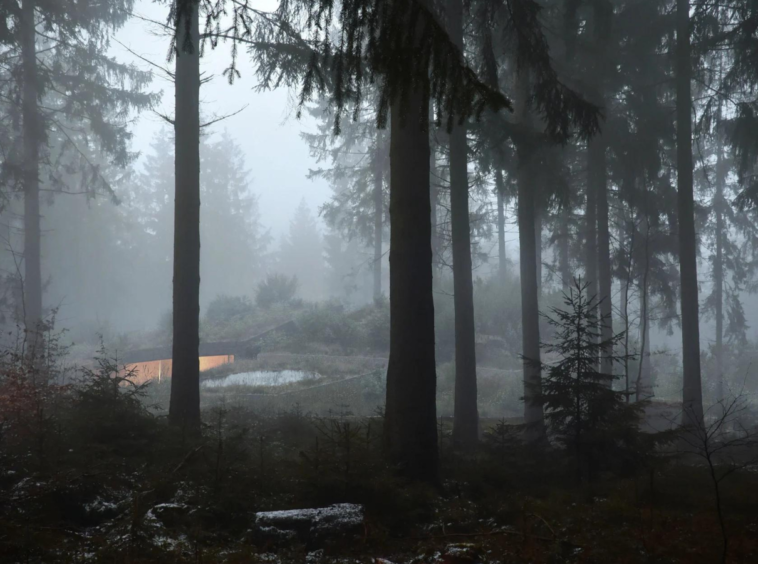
xmin=254 ymin=503 xmax=364 ymax=543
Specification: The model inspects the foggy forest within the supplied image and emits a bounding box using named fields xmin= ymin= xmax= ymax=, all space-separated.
xmin=1 ymin=0 xmax=758 ymax=562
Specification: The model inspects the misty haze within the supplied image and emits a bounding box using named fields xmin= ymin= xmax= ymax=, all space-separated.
xmin=0 ymin=0 xmax=757 ymax=562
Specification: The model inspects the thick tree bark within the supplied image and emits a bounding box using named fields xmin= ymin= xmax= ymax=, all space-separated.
xmin=447 ymin=0 xmax=479 ymax=449
xmin=515 ymin=71 xmax=545 ymax=440
xmin=373 ymin=130 xmax=385 ymax=302
xmin=169 ymin=0 xmax=202 ymax=435
xmin=383 ymin=88 xmax=439 ymax=482
xmin=21 ymin=0 xmax=43 ymax=339
xmin=496 ymin=170 xmax=507 ymax=282
xmin=676 ymin=0 xmax=704 ymax=427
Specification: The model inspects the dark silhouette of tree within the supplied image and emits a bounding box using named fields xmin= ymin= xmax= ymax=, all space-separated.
xmin=676 ymin=0 xmax=704 ymax=428
xmin=169 ymin=0 xmax=202 ymax=435
xmin=534 ymin=279 xmax=653 ymax=484
xmin=447 ymin=0 xmax=479 ymax=450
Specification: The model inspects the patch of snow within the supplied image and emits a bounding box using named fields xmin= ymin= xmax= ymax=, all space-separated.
xmin=306 ymin=549 xmax=324 ymax=563
xmin=203 ymin=370 xmax=320 ymax=388
xmin=85 ymin=497 xmax=120 ymax=514
xmin=255 ymin=503 xmax=364 ymax=540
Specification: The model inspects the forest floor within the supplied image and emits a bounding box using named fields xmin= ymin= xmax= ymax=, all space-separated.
xmin=2 ymin=402 xmax=757 ymax=564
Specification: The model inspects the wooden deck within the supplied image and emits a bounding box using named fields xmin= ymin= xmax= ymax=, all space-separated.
xmin=122 ymin=320 xmax=297 ymax=384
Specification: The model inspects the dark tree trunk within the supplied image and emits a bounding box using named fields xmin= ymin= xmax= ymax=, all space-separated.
xmin=21 ymin=0 xmax=42 ymax=338
xmin=373 ymin=130 xmax=385 ymax=302
xmin=169 ymin=0 xmax=202 ymax=435
xmin=515 ymin=71 xmax=545 ymax=440
xmin=496 ymin=170 xmax=507 ymax=282
xmin=585 ymin=138 xmax=600 ymax=374
xmin=482 ymin=26 xmax=507 ymax=284
xmin=447 ymin=0 xmax=478 ymax=449
xmin=714 ymin=108 xmax=725 ymax=404
xmin=585 ymin=141 xmax=599 ymax=304
xmin=430 ymin=148 xmax=440 ymax=272
xmin=383 ymin=88 xmax=439 ymax=483
xmin=534 ymin=209 xmax=543 ymax=293
xmin=595 ymin=138 xmax=614 ymax=376
xmin=676 ymin=0 xmax=704 ymax=427
xmin=636 ymin=197 xmax=654 ymax=400
xmin=637 ymin=280 xmax=653 ymax=400
xmin=590 ymin=1 xmax=613 ymax=379
xmin=558 ymin=210 xmax=571 ymax=291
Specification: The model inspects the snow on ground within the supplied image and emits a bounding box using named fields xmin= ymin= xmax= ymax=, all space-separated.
xmin=202 ymin=370 xmax=321 ymax=388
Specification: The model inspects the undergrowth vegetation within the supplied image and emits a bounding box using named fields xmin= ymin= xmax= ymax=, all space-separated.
xmin=1 ymin=327 xmax=757 ymax=563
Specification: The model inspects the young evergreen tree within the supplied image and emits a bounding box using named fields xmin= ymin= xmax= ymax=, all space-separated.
xmin=536 ymin=280 xmax=648 ymax=484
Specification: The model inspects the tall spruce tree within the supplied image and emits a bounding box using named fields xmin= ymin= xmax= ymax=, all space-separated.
xmin=676 ymin=0 xmax=704 ymax=427
xmin=1 ymin=0 xmax=153 ymax=344
xmin=169 ymin=0 xmax=202 ymax=434
xmin=447 ymin=0 xmax=479 ymax=449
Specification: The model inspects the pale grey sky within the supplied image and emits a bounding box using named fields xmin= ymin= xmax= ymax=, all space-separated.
xmin=112 ymin=0 xmax=331 ymax=240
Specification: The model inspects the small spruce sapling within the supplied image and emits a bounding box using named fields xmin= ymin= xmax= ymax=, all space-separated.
xmin=533 ymin=279 xmax=661 ymax=483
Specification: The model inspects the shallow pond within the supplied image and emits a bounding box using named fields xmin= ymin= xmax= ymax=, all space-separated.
xmin=202 ymin=370 xmax=320 ymax=389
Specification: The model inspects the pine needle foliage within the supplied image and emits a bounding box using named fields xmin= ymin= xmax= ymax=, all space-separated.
xmin=497 ymin=0 xmax=601 ymax=142
xmin=534 ymin=279 xmax=659 ymax=483
xmin=177 ymin=0 xmax=512 ymax=135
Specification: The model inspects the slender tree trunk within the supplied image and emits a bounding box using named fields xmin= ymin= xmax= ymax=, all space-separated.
xmin=384 ymin=86 xmax=439 ymax=482
xmin=621 ymin=208 xmax=634 ymax=401
xmin=446 ymin=0 xmax=479 ymax=449
xmin=676 ymin=0 xmax=704 ymax=427
xmin=635 ymin=201 xmax=654 ymax=400
xmin=482 ymin=26 xmax=507 ymax=285
xmin=585 ymin=139 xmax=600 ymax=377
xmin=637 ymin=281 xmax=653 ymax=400
xmin=590 ymin=1 xmax=614 ymax=380
xmin=586 ymin=141 xmax=599 ymax=306
xmin=430 ymin=147 xmax=440 ymax=272
xmin=516 ymin=70 xmax=545 ymax=440
xmin=496 ymin=171 xmax=507 ymax=282
xmin=169 ymin=0 xmax=202 ymax=435
xmin=21 ymin=0 xmax=43 ymax=339
xmin=595 ymin=138 xmax=614 ymax=376
xmin=373 ymin=130 xmax=385 ymax=302
xmin=558 ymin=210 xmax=571 ymax=291
xmin=714 ymin=108 xmax=725 ymax=404
xmin=534 ymin=209 xmax=543 ymax=293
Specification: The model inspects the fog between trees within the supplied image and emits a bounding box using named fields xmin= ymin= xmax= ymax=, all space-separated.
xmin=2 ymin=1 xmax=758 ymax=562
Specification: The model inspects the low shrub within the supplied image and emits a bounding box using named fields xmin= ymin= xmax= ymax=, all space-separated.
xmin=205 ymin=294 xmax=256 ymax=323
